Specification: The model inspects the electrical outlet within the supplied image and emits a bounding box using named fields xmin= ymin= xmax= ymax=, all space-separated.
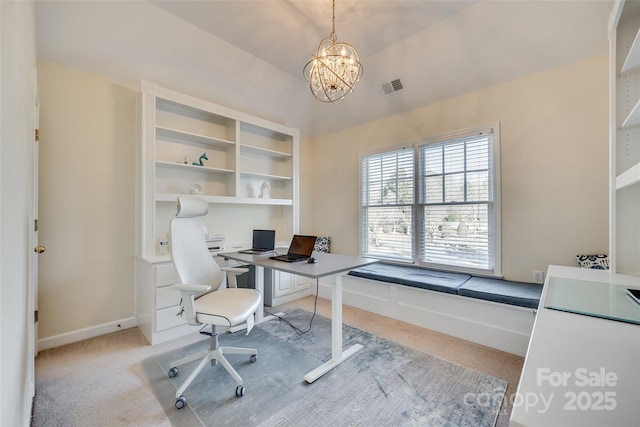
xmin=532 ymin=270 xmax=544 ymax=284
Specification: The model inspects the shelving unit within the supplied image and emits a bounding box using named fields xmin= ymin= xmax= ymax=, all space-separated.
xmin=136 ymin=81 xmax=300 ymax=344
xmin=610 ymin=0 xmax=640 ymax=276
xmin=138 ymin=80 xmax=299 ymax=256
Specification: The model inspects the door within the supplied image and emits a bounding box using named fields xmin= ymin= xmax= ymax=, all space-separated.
xmin=30 ymin=68 xmax=41 ymax=358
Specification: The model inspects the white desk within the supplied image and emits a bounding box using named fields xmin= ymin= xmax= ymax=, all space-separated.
xmin=510 ymin=265 xmax=640 ymax=426
xmin=220 ymin=251 xmax=377 ymax=383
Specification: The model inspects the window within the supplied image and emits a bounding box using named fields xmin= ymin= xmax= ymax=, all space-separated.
xmin=361 ymin=126 xmax=500 ymax=275
xmin=361 ymin=147 xmax=414 ymax=261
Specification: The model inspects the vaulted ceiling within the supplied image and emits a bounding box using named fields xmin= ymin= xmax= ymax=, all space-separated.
xmin=36 ymin=1 xmax=613 ymax=137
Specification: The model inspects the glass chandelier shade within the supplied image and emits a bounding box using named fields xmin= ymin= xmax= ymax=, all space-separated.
xmin=303 ymin=0 xmax=363 ymax=103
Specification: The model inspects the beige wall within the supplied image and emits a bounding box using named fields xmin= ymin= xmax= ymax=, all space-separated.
xmin=37 ymin=61 xmax=137 ymax=339
xmin=35 ymin=54 xmax=609 ymax=343
xmin=298 ymin=135 xmax=314 ymax=234
xmin=310 ymin=55 xmax=609 ymax=283
xmin=36 ymin=62 xmax=313 ymax=343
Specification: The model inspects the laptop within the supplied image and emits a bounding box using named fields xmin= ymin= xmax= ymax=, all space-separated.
xmin=238 ymin=229 xmax=276 ymax=254
xmin=270 ymin=235 xmax=317 ymax=263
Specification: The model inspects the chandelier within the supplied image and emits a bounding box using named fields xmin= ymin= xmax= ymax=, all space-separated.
xmin=303 ymin=0 xmax=363 ymax=103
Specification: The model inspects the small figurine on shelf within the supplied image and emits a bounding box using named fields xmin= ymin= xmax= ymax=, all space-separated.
xmin=259 ymin=181 xmax=270 ymax=199
xmin=188 ymin=183 xmax=202 ymax=195
xmin=192 ymin=152 xmax=208 ymax=166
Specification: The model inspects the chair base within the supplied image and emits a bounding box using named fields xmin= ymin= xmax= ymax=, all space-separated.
xmin=168 ymin=327 xmax=257 ymax=400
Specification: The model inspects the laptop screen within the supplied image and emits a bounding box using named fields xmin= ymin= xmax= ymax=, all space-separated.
xmin=253 ymin=229 xmax=275 ymax=250
xmin=287 ymin=235 xmax=317 ymax=257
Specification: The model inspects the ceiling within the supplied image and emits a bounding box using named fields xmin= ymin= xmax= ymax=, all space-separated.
xmin=150 ymin=0 xmax=480 ymax=80
xmin=35 ymin=1 xmax=614 ymax=136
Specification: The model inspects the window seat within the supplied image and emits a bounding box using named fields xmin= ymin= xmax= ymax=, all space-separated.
xmin=459 ymin=276 xmax=541 ymax=309
xmin=348 ymin=263 xmax=542 ymax=309
xmin=313 ymin=263 xmax=541 ymax=355
xmin=347 ymin=263 xmax=471 ymax=295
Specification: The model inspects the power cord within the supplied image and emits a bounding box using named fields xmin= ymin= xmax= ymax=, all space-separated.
xmin=264 ymin=282 xmax=320 ymax=334
xmin=223 ymin=257 xmax=320 ymax=334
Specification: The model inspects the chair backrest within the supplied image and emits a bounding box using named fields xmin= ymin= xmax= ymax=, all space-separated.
xmin=170 ymin=197 xmax=224 ymax=291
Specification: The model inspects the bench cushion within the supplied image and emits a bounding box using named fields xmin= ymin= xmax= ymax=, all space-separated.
xmin=458 ymin=276 xmax=542 ymax=309
xmin=348 ymin=263 xmax=471 ymax=294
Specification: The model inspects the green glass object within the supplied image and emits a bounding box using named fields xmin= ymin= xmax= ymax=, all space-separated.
xmin=192 ymin=153 xmax=208 ymax=166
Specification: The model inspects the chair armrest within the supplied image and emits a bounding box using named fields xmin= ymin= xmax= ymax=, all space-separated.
xmin=222 ymin=267 xmax=249 ymax=274
xmin=171 ymin=283 xmax=212 ymax=325
xmin=222 ymin=267 xmax=249 ymax=288
xmin=172 ymin=283 xmax=212 ymax=293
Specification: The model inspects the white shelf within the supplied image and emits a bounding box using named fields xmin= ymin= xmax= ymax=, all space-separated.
xmin=240 ymin=144 xmax=292 ymax=159
xmin=621 ymin=27 xmax=640 ymax=75
xmin=617 ymin=162 xmax=640 ymax=189
xmin=155 ymin=192 xmax=292 ymax=205
xmin=156 ymin=126 xmax=235 ymax=148
xmin=240 ymin=171 xmax=292 ymax=181
xmin=621 ymin=98 xmax=640 ymax=129
xmin=231 ymin=197 xmax=293 ymax=206
xmin=155 ymin=160 xmax=234 ymax=175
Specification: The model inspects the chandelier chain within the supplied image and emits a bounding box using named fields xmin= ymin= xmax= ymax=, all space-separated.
xmin=331 ymin=0 xmax=336 ymax=40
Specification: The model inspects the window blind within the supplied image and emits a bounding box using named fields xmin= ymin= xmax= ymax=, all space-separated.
xmin=361 ymin=147 xmax=414 ymax=261
xmin=418 ymin=132 xmax=494 ymax=271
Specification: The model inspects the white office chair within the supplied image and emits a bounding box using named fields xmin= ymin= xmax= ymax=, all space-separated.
xmin=167 ymin=196 xmax=262 ymax=409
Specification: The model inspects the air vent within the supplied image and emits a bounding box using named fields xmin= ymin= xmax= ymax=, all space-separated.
xmin=382 ymin=78 xmax=404 ymax=95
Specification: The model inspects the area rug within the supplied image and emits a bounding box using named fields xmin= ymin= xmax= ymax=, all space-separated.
xmin=142 ymin=308 xmax=507 ymax=426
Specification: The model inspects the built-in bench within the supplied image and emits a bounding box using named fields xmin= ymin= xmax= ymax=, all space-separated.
xmin=314 ymin=263 xmax=542 ymax=356
xmin=347 ymin=263 xmax=542 ymax=309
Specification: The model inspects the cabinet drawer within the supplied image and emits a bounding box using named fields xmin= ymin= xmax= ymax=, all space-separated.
xmin=155 ymin=263 xmax=179 ymax=287
xmin=155 ymin=306 xmax=186 ymax=330
xmin=156 ymin=285 xmax=181 ymax=310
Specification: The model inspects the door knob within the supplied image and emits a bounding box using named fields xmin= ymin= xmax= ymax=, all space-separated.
xmin=34 ymin=245 xmax=46 ymax=254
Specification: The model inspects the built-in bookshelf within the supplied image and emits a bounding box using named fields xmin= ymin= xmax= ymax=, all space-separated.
xmin=135 ymin=81 xmax=300 ymax=344
xmin=138 ymin=80 xmax=299 ymax=258
xmin=611 ymin=0 xmax=640 ymax=275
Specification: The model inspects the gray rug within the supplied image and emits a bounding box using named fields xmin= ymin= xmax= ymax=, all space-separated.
xmin=143 ymin=308 xmax=507 ymax=427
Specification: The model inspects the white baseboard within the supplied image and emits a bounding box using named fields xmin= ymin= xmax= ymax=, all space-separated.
xmin=38 ymin=316 xmax=138 ymax=351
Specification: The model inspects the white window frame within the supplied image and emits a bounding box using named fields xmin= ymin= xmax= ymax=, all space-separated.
xmin=359 ymin=124 xmax=501 ymax=276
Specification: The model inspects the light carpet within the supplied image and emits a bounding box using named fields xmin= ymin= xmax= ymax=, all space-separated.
xmin=143 ymin=308 xmax=507 ymax=426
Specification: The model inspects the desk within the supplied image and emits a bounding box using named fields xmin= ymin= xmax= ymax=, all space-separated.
xmin=220 ymin=251 xmax=377 ymax=383
xmin=510 ymin=265 xmax=640 ymax=426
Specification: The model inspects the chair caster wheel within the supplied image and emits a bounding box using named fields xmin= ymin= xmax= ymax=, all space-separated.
xmin=175 ymin=395 xmax=186 ymax=409
xmin=168 ymin=367 xmax=178 ymax=378
xmin=250 ymin=354 xmax=257 ymax=363
xmin=235 ymin=385 xmax=245 ymax=397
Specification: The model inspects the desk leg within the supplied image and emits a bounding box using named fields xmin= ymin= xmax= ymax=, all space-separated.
xmin=254 ymin=265 xmax=265 ymax=323
xmin=255 ymin=265 xmax=283 ymax=323
xmin=303 ymin=274 xmax=363 ymax=383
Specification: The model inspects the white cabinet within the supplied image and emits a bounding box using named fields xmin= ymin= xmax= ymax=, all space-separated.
xmin=610 ymin=1 xmax=640 ymax=275
xmin=510 ymin=266 xmax=640 ymax=426
xmin=264 ymin=270 xmax=312 ymax=307
xmin=136 ymin=257 xmax=200 ymax=345
xmin=136 ymin=255 xmax=259 ymax=344
xmin=136 ymin=81 xmax=302 ymax=343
